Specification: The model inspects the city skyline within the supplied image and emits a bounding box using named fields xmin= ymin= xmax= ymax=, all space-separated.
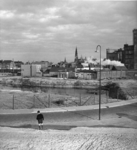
xmin=0 ymin=0 xmax=137 ymax=63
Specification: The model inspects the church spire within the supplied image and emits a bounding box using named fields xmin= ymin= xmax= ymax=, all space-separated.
xmin=64 ymin=57 xmax=67 ymax=63
xmin=74 ymin=47 xmax=78 ymax=62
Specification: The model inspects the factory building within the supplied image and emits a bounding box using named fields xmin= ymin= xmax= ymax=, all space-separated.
xmin=106 ymin=29 xmax=137 ymax=70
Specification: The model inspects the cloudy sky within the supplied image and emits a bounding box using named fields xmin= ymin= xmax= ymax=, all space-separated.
xmin=0 ymin=0 xmax=137 ymax=63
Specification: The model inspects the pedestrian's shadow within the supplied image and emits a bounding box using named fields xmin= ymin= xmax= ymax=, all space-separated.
xmin=117 ymin=113 xmax=137 ymax=121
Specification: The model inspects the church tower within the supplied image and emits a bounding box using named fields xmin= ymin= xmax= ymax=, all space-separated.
xmin=64 ymin=57 xmax=67 ymax=63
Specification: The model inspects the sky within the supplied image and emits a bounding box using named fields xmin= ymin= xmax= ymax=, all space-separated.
xmin=0 ymin=0 xmax=137 ymax=63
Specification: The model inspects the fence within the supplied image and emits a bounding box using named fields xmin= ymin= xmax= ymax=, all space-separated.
xmin=126 ymin=70 xmax=137 ymax=79
xmin=0 ymin=85 xmax=136 ymax=110
xmin=75 ymin=71 xmax=126 ymax=80
xmin=97 ymin=71 xmax=126 ymax=80
xmin=0 ymin=89 xmax=126 ymax=110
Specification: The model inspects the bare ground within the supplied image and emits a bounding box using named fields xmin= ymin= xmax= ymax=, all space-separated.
xmin=0 ymin=127 xmax=137 ymax=150
xmin=0 ymin=78 xmax=137 ymax=150
xmin=0 ymin=78 xmax=137 ymax=109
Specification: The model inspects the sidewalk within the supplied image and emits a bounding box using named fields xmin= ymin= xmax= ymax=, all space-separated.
xmin=0 ymin=99 xmax=137 ymax=115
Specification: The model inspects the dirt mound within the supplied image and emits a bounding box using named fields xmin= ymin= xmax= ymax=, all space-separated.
xmin=104 ymin=79 xmax=137 ymax=100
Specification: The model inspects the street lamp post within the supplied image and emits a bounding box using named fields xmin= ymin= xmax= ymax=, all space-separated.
xmin=95 ymin=45 xmax=101 ymax=120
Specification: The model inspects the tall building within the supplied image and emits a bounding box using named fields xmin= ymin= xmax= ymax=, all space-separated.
xmin=133 ymin=29 xmax=137 ymax=45
xmin=133 ymin=29 xmax=137 ymax=69
xmin=106 ymin=29 xmax=137 ymax=70
xmin=134 ymin=44 xmax=137 ymax=70
xmin=124 ymin=44 xmax=134 ymax=69
xmin=106 ymin=48 xmax=124 ymax=63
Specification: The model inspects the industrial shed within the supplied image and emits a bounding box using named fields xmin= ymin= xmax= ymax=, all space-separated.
xmin=50 ymin=67 xmax=75 ymax=78
xmin=58 ymin=68 xmax=75 ymax=79
xmin=111 ymin=66 xmax=127 ymax=71
xmin=75 ymin=70 xmax=97 ymax=80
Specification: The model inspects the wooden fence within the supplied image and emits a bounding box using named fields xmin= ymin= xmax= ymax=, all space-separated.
xmin=97 ymin=71 xmax=126 ymax=80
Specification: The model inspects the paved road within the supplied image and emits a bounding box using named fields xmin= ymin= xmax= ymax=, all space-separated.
xmin=0 ymin=103 xmax=137 ymax=130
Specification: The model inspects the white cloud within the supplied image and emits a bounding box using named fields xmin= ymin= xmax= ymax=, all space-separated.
xmin=0 ymin=0 xmax=136 ymax=63
xmin=48 ymin=25 xmax=71 ymax=32
xmin=45 ymin=33 xmax=54 ymax=39
xmin=0 ymin=10 xmax=15 ymax=19
xmin=39 ymin=15 xmax=60 ymax=22
xmin=19 ymin=13 xmax=34 ymax=18
xmin=47 ymin=7 xmax=60 ymax=15
xmin=22 ymin=32 xmax=40 ymax=39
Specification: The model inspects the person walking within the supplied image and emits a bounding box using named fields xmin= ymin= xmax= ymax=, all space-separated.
xmin=36 ymin=110 xmax=44 ymax=130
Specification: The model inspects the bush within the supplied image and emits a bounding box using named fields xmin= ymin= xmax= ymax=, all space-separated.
xmin=74 ymin=80 xmax=83 ymax=86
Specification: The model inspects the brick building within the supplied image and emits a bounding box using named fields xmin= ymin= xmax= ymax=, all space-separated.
xmin=124 ymin=44 xmax=134 ymax=69
xmin=133 ymin=29 xmax=137 ymax=69
xmin=124 ymin=29 xmax=137 ymax=69
xmin=106 ymin=29 xmax=137 ymax=70
xmin=133 ymin=29 xmax=137 ymax=45
xmin=106 ymin=48 xmax=124 ymax=63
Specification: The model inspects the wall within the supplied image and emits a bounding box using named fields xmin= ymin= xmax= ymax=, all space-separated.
xmin=21 ymin=65 xmax=42 ymax=77
xmin=21 ymin=65 xmax=31 ymax=77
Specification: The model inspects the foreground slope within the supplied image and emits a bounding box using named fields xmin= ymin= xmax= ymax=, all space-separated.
xmin=0 ymin=127 xmax=137 ymax=150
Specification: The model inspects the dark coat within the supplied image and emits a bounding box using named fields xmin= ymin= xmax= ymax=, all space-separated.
xmin=36 ymin=113 xmax=44 ymax=121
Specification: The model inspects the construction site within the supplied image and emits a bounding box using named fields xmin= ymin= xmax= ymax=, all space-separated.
xmin=0 ymin=76 xmax=137 ymax=110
